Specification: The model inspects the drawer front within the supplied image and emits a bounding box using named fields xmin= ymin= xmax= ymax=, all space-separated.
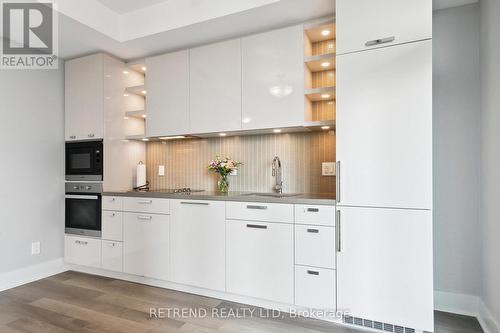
xmin=295 ymin=225 xmax=335 ymax=269
xmin=295 ymin=265 xmax=336 ymax=310
xmin=102 ymin=241 xmax=123 ymax=272
xmin=102 ymin=211 xmax=123 ymax=241
xmin=226 ymin=201 xmax=293 ymax=223
xmin=295 ymin=205 xmax=335 ymax=226
xmin=123 ymin=197 xmax=170 ymax=214
xmin=64 ymin=235 xmax=101 ymax=268
xmin=102 ymin=196 xmax=123 ymax=211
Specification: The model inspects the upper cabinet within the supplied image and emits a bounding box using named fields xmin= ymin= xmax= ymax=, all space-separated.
xmin=146 ymin=50 xmax=190 ymax=137
xmin=190 ymin=40 xmax=242 ymax=134
xmin=242 ymin=25 xmax=304 ymax=130
xmin=336 ymin=40 xmax=432 ymax=210
xmin=336 ymin=0 xmax=432 ymax=55
xmin=65 ymin=54 xmax=104 ymax=141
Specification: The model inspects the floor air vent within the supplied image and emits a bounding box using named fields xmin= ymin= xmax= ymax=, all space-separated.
xmin=342 ymin=315 xmax=416 ymax=333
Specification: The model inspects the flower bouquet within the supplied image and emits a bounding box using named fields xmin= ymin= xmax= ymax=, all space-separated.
xmin=208 ymin=156 xmax=242 ymax=193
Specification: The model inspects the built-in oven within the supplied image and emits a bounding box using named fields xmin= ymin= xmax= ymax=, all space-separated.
xmin=65 ymin=140 xmax=103 ymax=181
xmin=65 ymin=182 xmax=102 ymax=237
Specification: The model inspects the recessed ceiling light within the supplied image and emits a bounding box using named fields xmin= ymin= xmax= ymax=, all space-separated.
xmin=321 ymin=94 xmax=331 ymax=99
xmin=141 ymin=90 xmax=147 ymax=95
xmin=321 ymin=62 xmax=330 ymax=68
xmin=123 ymin=93 xmax=129 ymax=97
xmin=142 ymin=66 xmax=147 ymax=72
xmin=159 ymin=136 xmax=186 ymax=140
xmin=321 ymin=30 xmax=331 ymax=36
xmin=142 ymin=114 xmax=147 ymax=118
xmin=321 ymin=126 xmax=331 ymax=130
xmin=273 ymin=129 xmax=282 ymax=133
xmin=219 ymin=133 xmax=227 ymax=137
xmin=122 ymin=70 xmax=129 ymax=74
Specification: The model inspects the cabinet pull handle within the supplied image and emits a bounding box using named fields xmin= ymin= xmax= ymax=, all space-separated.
xmin=336 ymin=161 xmax=341 ymax=203
xmin=138 ymin=200 xmax=152 ymax=204
xmin=306 ymin=208 xmax=319 ymax=213
xmin=246 ymin=205 xmax=268 ymax=210
xmin=110 ymin=198 xmax=116 ymax=202
xmin=246 ymin=224 xmax=267 ymax=230
xmin=336 ymin=210 xmax=342 ymax=252
xmin=107 ymin=242 xmax=115 ymax=247
xmin=137 ymin=215 xmax=152 ymax=221
xmin=365 ymin=36 xmax=395 ymax=47
xmin=180 ymin=201 xmax=209 ymax=206
xmin=307 ymin=228 xmax=319 ymax=233
xmin=307 ymin=270 xmax=320 ymax=276
xmin=69 ymin=135 xmax=76 ymax=139
xmin=109 ymin=213 xmax=116 ymax=217
xmin=75 ymin=240 xmax=88 ymax=245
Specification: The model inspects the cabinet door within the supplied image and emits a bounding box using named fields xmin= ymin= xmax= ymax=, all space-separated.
xmin=336 ymin=40 xmax=432 ymax=209
xmin=101 ymin=240 xmax=123 ymax=272
xmin=65 ymin=54 xmax=104 ymax=140
xmin=336 ymin=206 xmax=433 ymax=331
xmin=226 ymin=220 xmax=294 ymax=304
xmin=190 ymin=40 xmax=242 ymax=133
xmin=64 ymin=236 xmax=101 ymax=268
xmin=123 ymin=213 xmax=170 ymax=280
xmin=170 ymin=200 xmax=225 ymax=291
xmin=146 ymin=51 xmax=189 ymax=136
xmin=242 ymin=25 xmax=304 ymax=130
xmin=336 ymin=0 xmax=432 ymax=55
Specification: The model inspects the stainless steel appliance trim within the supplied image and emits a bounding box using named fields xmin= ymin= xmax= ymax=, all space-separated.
xmin=65 ymin=228 xmax=101 ymax=238
xmin=65 ymin=195 xmax=99 ymax=200
xmin=66 ymin=175 xmax=103 ymax=181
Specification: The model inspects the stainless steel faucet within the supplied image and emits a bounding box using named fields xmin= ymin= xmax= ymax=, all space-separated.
xmin=272 ymin=156 xmax=283 ymax=193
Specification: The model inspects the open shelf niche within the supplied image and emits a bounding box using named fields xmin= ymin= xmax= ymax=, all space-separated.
xmin=303 ymin=18 xmax=335 ymax=127
xmin=124 ymin=59 xmax=148 ymax=141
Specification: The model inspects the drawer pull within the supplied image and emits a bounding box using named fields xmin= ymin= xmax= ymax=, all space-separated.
xmin=137 ymin=215 xmax=152 ymax=221
xmin=138 ymin=200 xmax=153 ymax=204
xmin=306 ymin=208 xmax=319 ymax=213
xmin=307 ymin=228 xmax=319 ymax=234
xmin=107 ymin=242 xmax=116 ymax=247
xmin=365 ymin=36 xmax=395 ymax=47
xmin=108 ymin=212 xmax=116 ymax=217
xmin=307 ymin=270 xmax=320 ymax=276
xmin=246 ymin=224 xmax=268 ymax=230
xmin=75 ymin=240 xmax=88 ymax=245
xmin=246 ymin=205 xmax=268 ymax=210
xmin=180 ymin=201 xmax=209 ymax=206
xmin=109 ymin=198 xmax=116 ymax=202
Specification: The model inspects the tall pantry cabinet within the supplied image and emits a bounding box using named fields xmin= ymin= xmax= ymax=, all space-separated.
xmin=335 ymin=0 xmax=433 ymax=332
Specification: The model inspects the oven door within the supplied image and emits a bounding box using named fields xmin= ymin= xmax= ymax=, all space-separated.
xmin=65 ymin=141 xmax=103 ymax=181
xmin=65 ymin=194 xmax=102 ymax=237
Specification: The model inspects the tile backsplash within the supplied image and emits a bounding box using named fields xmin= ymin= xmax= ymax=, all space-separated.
xmin=146 ymin=131 xmax=335 ymax=194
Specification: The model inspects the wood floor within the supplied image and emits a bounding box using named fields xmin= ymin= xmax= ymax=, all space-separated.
xmin=0 ymin=271 xmax=484 ymax=333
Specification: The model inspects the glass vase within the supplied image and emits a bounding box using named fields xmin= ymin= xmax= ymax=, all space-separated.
xmin=218 ymin=175 xmax=229 ymax=193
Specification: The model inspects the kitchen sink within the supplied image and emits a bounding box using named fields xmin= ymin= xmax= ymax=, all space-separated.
xmin=243 ymin=192 xmax=301 ymax=198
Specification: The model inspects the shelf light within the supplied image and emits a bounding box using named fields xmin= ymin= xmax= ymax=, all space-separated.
xmin=321 ymin=94 xmax=331 ymax=99
xmin=321 ymin=126 xmax=331 ymax=130
xmin=142 ymin=138 xmax=149 ymax=142
xmin=321 ymin=29 xmax=331 ymax=37
xmin=159 ymin=136 xmax=186 ymax=140
xmin=273 ymin=129 xmax=282 ymax=133
xmin=219 ymin=133 xmax=227 ymax=137
xmin=321 ymin=62 xmax=331 ymax=68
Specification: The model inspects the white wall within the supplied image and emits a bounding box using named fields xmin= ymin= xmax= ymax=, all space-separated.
xmin=433 ymin=4 xmax=481 ymax=296
xmin=0 ymin=68 xmax=65 ymax=274
xmin=479 ymin=0 xmax=500 ymax=331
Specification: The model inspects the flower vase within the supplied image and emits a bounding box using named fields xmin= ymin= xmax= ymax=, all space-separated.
xmin=218 ymin=175 xmax=229 ymax=193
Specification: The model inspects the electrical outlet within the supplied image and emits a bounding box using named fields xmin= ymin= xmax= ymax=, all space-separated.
xmin=322 ymin=162 xmax=336 ymax=176
xmin=31 ymin=241 xmax=40 ymax=255
xmin=158 ymin=165 xmax=165 ymax=176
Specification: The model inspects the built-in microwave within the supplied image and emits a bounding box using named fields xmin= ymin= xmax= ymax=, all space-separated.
xmin=65 ymin=182 xmax=102 ymax=237
xmin=65 ymin=140 xmax=103 ymax=181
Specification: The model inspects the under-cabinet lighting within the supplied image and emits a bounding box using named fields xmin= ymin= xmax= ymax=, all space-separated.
xmin=142 ymin=66 xmax=147 ymax=72
xmin=219 ymin=133 xmax=227 ymax=137
xmin=122 ymin=70 xmax=129 ymax=74
xmin=321 ymin=62 xmax=331 ymax=68
xmin=123 ymin=93 xmax=129 ymax=97
xmin=321 ymin=30 xmax=331 ymax=36
xmin=321 ymin=94 xmax=331 ymax=99
xmin=273 ymin=129 xmax=282 ymax=133
xmin=142 ymin=114 xmax=147 ymax=118
xmin=321 ymin=126 xmax=331 ymax=130
xmin=159 ymin=136 xmax=186 ymax=140
xmin=123 ymin=116 xmax=129 ymax=120
xmin=141 ymin=90 xmax=147 ymax=95
xmin=142 ymin=138 xmax=149 ymax=142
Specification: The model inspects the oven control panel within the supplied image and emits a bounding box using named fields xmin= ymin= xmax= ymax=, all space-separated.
xmin=65 ymin=182 xmax=103 ymax=194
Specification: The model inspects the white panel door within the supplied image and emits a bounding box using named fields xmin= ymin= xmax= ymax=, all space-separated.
xmin=242 ymin=25 xmax=304 ymax=130
xmin=170 ymin=200 xmax=225 ymax=291
xmin=146 ymin=51 xmax=189 ymax=136
xmin=226 ymin=220 xmax=294 ymax=304
xmin=336 ymin=0 xmax=432 ymax=55
xmin=336 ymin=40 xmax=432 ymax=209
xmin=190 ymin=40 xmax=242 ymax=134
xmin=123 ymin=213 xmax=170 ymax=280
xmin=65 ymin=54 xmax=104 ymax=140
xmin=336 ymin=206 xmax=433 ymax=332
xmin=64 ymin=236 xmax=101 ymax=268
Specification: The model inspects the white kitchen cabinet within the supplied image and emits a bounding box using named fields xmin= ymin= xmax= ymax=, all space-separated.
xmin=123 ymin=197 xmax=170 ymax=214
xmin=123 ymin=212 xmax=170 ymax=281
xmin=295 ymin=225 xmax=335 ymax=269
xmin=102 ymin=211 xmax=123 ymax=241
xmin=101 ymin=240 xmax=123 ymax=272
xmin=242 ymin=25 xmax=304 ymax=130
xmin=226 ymin=201 xmax=294 ymax=223
xmin=295 ymin=266 xmax=335 ymax=310
xmin=336 ymin=206 xmax=433 ymax=331
xmin=295 ymin=205 xmax=335 ymax=227
xmin=64 ymin=235 xmax=101 ymax=268
xmin=336 ymin=0 xmax=432 ymax=55
xmin=190 ymin=40 xmax=242 ymax=134
xmin=226 ymin=219 xmax=294 ymax=304
xmin=65 ymin=54 xmax=104 ymax=141
xmin=170 ymin=200 xmax=225 ymax=291
xmin=102 ymin=196 xmax=123 ymax=211
xmin=146 ymin=50 xmax=190 ymax=136
xmin=336 ymin=40 xmax=432 ymax=209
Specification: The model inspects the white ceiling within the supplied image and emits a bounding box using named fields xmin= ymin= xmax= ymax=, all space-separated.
xmin=96 ymin=0 xmax=171 ymax=14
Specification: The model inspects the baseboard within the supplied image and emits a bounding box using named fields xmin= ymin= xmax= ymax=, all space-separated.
xmin=0 ymin=258 xmax=66 ymax=292
xmin=478 ymin=300 xmax=500 ymax=333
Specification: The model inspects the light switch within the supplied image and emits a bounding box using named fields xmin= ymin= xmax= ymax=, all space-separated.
xmin=158 ymin=165 xmax=165 ymax=176
xmin=322 ymin=162 xmax=336 ymax=176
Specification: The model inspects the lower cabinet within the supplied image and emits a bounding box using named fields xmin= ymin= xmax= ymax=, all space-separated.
xmin=64 ymin=235 xmax=101 ymax=268
xmin=101 ymin=240 xmax=123 ymax=272
xmin=226 ymin=219 xmax=294 ymax=304
xmin=336 ymin=206 xmax=433 ymax=331
xmin=295 ymin=266 xmax=336 ymax=310
xmin=123 ymin=212 xmax=170 ymax=281
xmin=170 ymin=200 xmax=226 ymax=291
